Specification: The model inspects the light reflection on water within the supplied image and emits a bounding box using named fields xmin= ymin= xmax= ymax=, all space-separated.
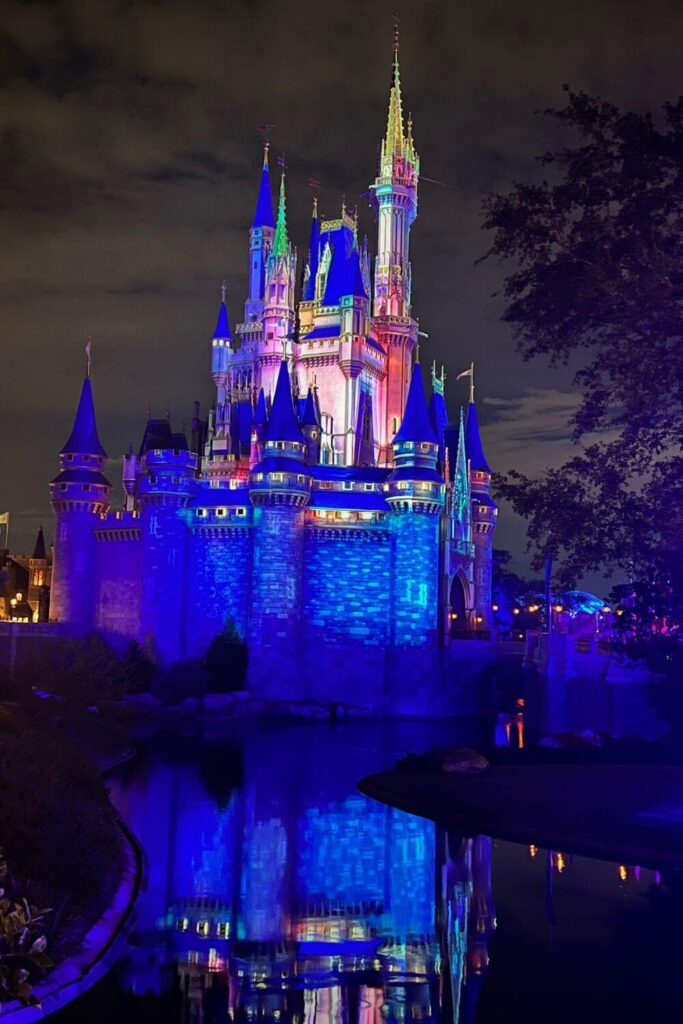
xmin=54 ymin=719 xmax=682 ymax=1023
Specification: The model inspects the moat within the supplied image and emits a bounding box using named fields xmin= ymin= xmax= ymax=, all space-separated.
xmin=49 ymin=711 xmax=683 ymax=1024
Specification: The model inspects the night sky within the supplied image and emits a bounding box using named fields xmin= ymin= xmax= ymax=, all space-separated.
xmin=2 ymin=0 xmax=682 ymax=580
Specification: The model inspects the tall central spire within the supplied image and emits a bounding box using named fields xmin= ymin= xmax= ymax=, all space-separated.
xmin=272 ymin=172 xmax=289 ymax=257
xmin=384 ymin=35 xmax=405 ymax=160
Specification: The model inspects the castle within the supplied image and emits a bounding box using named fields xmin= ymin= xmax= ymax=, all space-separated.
xmin=48 ymin=44 xmax=497 ymax=710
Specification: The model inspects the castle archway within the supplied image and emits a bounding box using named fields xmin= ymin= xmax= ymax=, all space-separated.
xmin=449 ymin=574 xmax=469 ymax=635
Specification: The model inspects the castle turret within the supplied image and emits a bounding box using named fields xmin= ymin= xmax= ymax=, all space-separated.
xmin=248 ymin=358 xmax=310 ymax=695
xmin=28 ymin=524 xmax=50 ymax=621
xmin=300 ymin=387 xmax=321 ymax=465
xmin=465 ymin=391 xmax=497 ymax=631
xmin=249 ymin=387 xmax=268 ymax=468
xmin=137 ymin=420 xmax=197 ymax=662
xmin=262 ymin=174 xmax=297 ymax=400
xmin=210 ymin=280 xmax=233 ymax=460
xmin=50 ymin=368 xmax=112 ymax=627
xmin=387 ymin=360 xmax=444 ymax=652
xmin=371 ymin=36 xmax=420 ymax=461
xmin=245 ymin=144 xmax=275 ymax=323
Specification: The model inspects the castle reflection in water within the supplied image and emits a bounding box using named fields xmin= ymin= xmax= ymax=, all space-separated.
xmin=109 ymin=727 xmax=495 ymax=1023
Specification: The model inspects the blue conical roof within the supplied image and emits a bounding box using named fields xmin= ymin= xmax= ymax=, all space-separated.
xmin=393 ymin=362 xmax=438 ymax=445
xmin=213 ymin=299 xmax=231 ymax=339
xmin=60 ymin=376 xmax=107 ymax=457
xmin=342 ymin=248 xmax=367 ymax=299
xmin=464 ymin=401 xmax=491 ymax=472
xmin=252 ymin=150 xmax=275 ymax=229
xmin=253 ymin=387 xmax=268 ymax=425
xmin=263 ymin=361 xmax=305 ymax=444
xmin=428 ymin=389 xmax=448 ymax=446
xmin=303 ymin=203 xmax=320 ymax=301
xmin=300 ymin=387 xmax=319 ymax=427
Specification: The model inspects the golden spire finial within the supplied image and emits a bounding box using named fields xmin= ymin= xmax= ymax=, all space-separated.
xmin=263 ymin=141 xmax=270 ymax=168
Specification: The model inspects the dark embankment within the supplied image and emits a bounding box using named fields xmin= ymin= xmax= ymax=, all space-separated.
xmin=0 ymin=705 xmax=126 ymax=965
xmin=360 ymin=762 xmax=683 ymax=869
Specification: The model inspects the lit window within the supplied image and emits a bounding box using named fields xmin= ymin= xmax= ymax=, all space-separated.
xmin=217 ymin=509 xmax=226 ymax=517
xmin=196 ymin=921 xmax=210 ymax=937
xmin=297 ymin=475 xmax=305 ymax=483
xmin=216 ymin=922 xmax=229 ymax=939
xmin=364 ymin=483 xmax=373 ymax=491
xmin=272 ymin=473 xmax=283 ymax=482
xmin=236 ymin=508 xmax=246 ymax=517
xmin=177 ymin=917 xmax=190 ymax=932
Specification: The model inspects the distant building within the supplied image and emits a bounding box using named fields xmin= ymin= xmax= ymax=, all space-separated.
xmin=48 ymin=41 xmax=497 ymax=708
xmin=0 ymin=526 xmax=51 ymax=622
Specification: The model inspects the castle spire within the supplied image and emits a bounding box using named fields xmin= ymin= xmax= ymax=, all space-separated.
xmin=263 ymin=358 xmax=304 ymax=444
xmin=60 ymin=370 xmax=107 ymax=458
xmin=212 ymin=280 xmax=232 ymax=339
xmin=252 ymin=143 xmax=275 ymax=229
xmin=303 ymin=196 xmax=320 ymax=301
xmin=384 ymin=32 xmax=405 ymax=161
xmin=464 ymin=398 xmax=491 ymax=474
xmin=32 ymin=524 xmax=46 ymax=561
xmin=272 ymin=172 xmax=289 ymax=257
xmin=393 ymin=361 xmax=438 ymax=445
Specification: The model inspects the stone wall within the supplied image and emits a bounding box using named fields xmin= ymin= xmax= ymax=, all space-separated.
xmin=94 ymin=535 xmax=143 ymax=639
xmin=185 ymin=525 xmax=252 ymax=658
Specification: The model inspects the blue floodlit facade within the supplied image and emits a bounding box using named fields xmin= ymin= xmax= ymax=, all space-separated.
xmin=48 ymin=44 xmax=497 ymax=707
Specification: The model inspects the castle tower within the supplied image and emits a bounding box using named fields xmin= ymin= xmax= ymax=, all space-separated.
xmin=387 ymin=360 xmax=444 ymax=650
xmin=249 ymin=387 xmax=268 ymax=468
xmin=245 ymin=144 xmax=275 ymax=323
xmin=261 ymin=174 xmax=297 ymax=400
xmin=27 ymin=524 xmax=49 ymax=621
xmin=248 ymin=357 xmax=311 ymax=695
xmin=300 ymin=386 xmax=321 ymax=465
xmin=210 ymin=280 xmax=234 ymax=465
xmin=50 ymin=369 xmax=112 ymax=627
xmin=137 ymin=423 xmax=197 ymax=663
xmin=370 ymin=36 xmax=420 ymax=461
xmin=465 ymin=393 xmax=497 ymax=631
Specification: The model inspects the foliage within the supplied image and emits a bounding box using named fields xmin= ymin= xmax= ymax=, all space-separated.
xmin=151 ymin=658 xmax=208 ymax=706
xmin=0 ymin=706 xmax=123 ymax=961
xmin=482 ymin=89 xmax=683 ymax=588
xmin=204 ymin=620 xmax=248 ymax=693
xmin=0 ymin=849 xmax=52 ymax=1010
xmin=119 ymin=641 xmax=155 ymax=695
xmin=7 ymin=633 xmax=134 ymax=715
xmin=609 ymin=549 xmax=683 ymax=679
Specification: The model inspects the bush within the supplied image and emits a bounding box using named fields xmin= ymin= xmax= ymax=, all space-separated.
xmin=204 ymin=621 xmax=248 ymax=693
xmin=0 ymin=706 xmax=124 ymax=960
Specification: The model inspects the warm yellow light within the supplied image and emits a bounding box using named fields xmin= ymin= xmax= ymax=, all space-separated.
xmin=529 ymin=844 xmax=538 ymax=858
xmin=616 ymin=608 xmax=624 ymax=616
xmin=553 ymin=604 xmax=564 ymax=613
xmin=513 ymin=607 xmax=520 ymax=615
xmin=602 ymin=606 xmax=611 ymax=614
xmin=491 ymin=603 xmax=499 ymax=612
xmin=618 ymin=865 xmax=628 ymax=882
xmin=10 ymin=598 xmax=16 ymax=608
xmin=15 ymin=592 xmax=22 ymax=601
xmin=527 ymin=605 xmax=535 ymax=613
xmin=476 ymin=615 xmax=484 ymax=624
xmin=556 ymin=853 xmax=566 ymax=873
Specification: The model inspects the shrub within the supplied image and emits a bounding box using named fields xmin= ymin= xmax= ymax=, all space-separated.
xmin=204 ymin=621 xmax=248 ymax=693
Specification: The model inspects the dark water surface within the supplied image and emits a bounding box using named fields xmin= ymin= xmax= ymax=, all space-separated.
xmin=53 ymin=717 xmax=683 ymax=1023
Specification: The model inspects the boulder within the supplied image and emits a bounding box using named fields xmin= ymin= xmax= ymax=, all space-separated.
xmin=441 ymin=747 xmax=490 ymax=774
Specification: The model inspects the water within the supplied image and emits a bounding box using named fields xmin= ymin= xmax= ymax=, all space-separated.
xmin=53 ymin=717 xmax=683 ymax=1023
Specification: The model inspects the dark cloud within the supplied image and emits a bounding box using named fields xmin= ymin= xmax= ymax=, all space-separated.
xmin=2 ymin=0 xmax=682 ymax=572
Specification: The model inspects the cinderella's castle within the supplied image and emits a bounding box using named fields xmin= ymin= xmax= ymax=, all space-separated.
xmin=49 ymin=42 xmax=497 ymax=710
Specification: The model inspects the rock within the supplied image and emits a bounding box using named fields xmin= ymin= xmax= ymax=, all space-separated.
xmin=441 ymin=747 xmax=490 ymax=774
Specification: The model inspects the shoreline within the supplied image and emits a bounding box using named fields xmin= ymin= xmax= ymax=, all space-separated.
xmin=2 ymin=810 xmax=143 ymax=1022
xmin=359 ymin=763 xmax=683 ymax=870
